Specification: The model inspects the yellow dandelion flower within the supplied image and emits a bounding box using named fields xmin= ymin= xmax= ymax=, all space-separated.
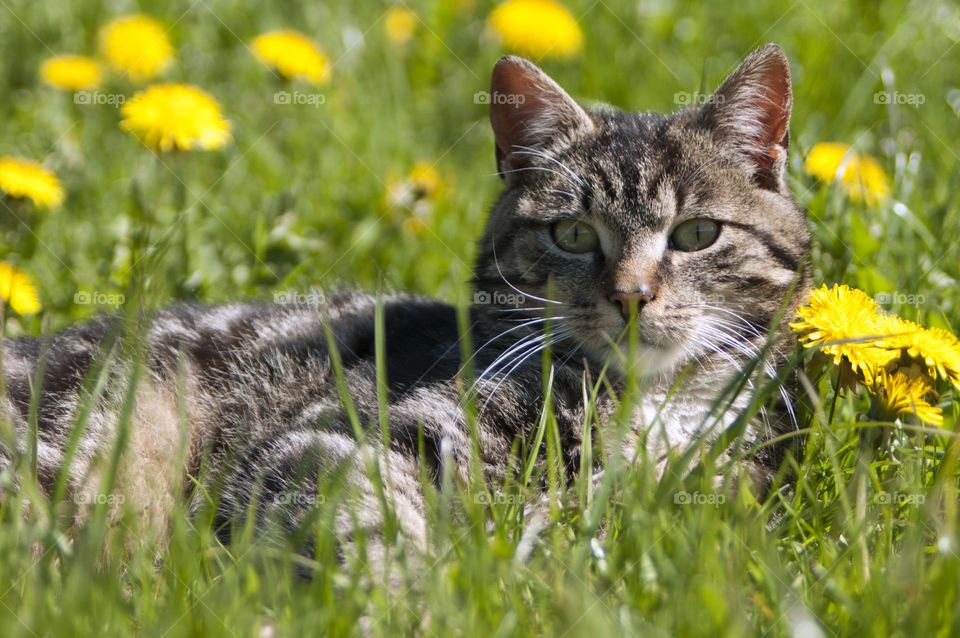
xmin=873 ymin=313 xmax=960 ymax=389
xmin=252 ymin=30 xmax=331 ymax=85
xmin=804 ymin=142 xmax=890 ymax=206
xmin=790 ymin=284 xmax=898 ymax=374
xmin=39 ymin=55 xmax=102 ymax=91
xmin=409 ymin=162 xmax=440 ymax=199
xmin=487 ymin=0 xmax=583 ymax=59
xmin=869 ymin=369 xmax=942 ymax=426
xmin=0 ymin=156 xmax=65 ymax=208
xmin=385 ymin=6 xmax=419 ymax=45
xmin=120 ymin=83 xmax=231 ymax=152
xmin=0 ymin=262 xmax=41 ymax=315
xmin=804 ymin=142 xmax=852 ymax=183
xmin=100 ymin=14 xmax=174 ymax=81
xmin=913 ymin=327 xmax=960 ymax=389
xmin=386 ymin=161 xmax=442 ymax=209
xmin=870 ymin=313 xmax=922 ymax=348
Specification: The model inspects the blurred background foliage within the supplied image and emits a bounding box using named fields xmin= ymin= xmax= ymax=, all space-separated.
xmin=0 ymin=0 xmax=957 ymax=336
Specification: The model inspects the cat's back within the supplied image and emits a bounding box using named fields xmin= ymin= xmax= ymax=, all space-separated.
xmin=149 ymin=292 xmax=465 ymax=400
xmin=3 ymin=291 xmax=464 ymax=408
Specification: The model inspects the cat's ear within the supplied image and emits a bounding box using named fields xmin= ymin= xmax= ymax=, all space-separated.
xmin=693 ymin=44 xmax=792 ymax=191
xmin=489 ymin=56 xmax=594 ymax=179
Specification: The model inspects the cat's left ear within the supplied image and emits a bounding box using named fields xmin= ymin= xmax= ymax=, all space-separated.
xmin=693 ymin=44 xmax=792 ymax=191
xmin=489 ymin=56 xmax=595 ymax=180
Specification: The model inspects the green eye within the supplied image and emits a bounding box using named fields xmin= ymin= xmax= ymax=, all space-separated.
xmin=552 ymin=219 xmax=599 ymax=254
xmin=670 ymin=219 xmax=721 ymax=252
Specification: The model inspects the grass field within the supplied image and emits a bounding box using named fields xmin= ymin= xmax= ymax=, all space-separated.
xmin=1 ymin=0 xmax=960 ymax=636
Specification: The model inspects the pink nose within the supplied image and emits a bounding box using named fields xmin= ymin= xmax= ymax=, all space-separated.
xmin=609 ymin=287 xmax=656 ymax=319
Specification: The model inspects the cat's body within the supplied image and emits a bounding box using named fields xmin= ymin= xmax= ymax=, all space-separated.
xmin=1 ymin=45 xmax=810 ymax=569
xmin=0 ymin=297 xmax=582 ymax=554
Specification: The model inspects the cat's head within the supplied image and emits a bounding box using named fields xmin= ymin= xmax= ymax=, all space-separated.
xmin=473 ymin=44 xmax=811 ymax=377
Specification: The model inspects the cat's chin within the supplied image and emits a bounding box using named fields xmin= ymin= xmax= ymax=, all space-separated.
xmin=582 ymin=337 xmax=687 ymax=382
xmin=625 ymin=344 xmax=687 ymax=379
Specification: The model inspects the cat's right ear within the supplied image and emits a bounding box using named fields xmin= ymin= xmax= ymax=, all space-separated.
xmin=489 ymin=56 xmax=594 ymax=180
xmin=692 ymin=44 xmax=793 ymax=192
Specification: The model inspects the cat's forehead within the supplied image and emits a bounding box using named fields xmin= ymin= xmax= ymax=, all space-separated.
xmin=556 ymin=110 xmax=727 ymax=228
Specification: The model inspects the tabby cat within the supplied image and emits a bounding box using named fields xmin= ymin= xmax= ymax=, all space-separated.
xmin=0 ymin=44 xmax=810 ymax=571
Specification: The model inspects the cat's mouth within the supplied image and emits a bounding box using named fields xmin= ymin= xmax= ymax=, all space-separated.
xmin=550 ymin=300 xmax=713 ymax=379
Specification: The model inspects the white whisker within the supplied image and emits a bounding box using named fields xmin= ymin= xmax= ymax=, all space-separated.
xmin=494 ymin=166 xmax=581 ymax=188
xmin=695 ymin=314 xmax=798 ymax=431
xmin=510 ymin=145 xmax=586 ymax=188
xmin=477 ymin=328 xmax=575 ymax=415
xmin=465 ymin=324 xmax=573 ymax=402
xmin=489 ymin=220 xmax=570 ymax=308
xmin=457 ymin=316 xmax=568 ymax=380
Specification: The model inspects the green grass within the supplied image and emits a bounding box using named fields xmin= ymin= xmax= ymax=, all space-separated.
xmin=2 ymin=0 xmax=960 ymax=635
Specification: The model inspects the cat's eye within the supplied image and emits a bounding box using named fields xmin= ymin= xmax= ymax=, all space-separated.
xmin=670 ymin=219 xmax=721 ymax=252
xmin=552 ymin=219 xmax=599 ymax=254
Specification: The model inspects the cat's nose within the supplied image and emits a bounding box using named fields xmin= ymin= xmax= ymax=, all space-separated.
xmin=609 ymin=287 xmax=656 ymax=320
